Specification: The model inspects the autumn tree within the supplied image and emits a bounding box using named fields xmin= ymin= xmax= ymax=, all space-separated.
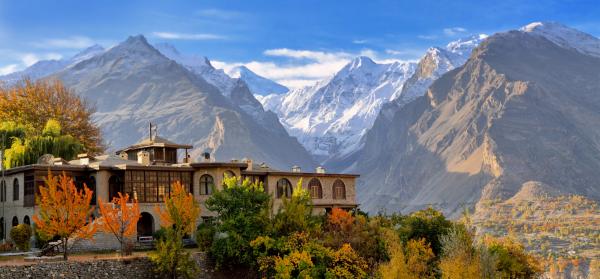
xmin=97 ymin=192 xmax=140 ymax=256
xmin=151 ymin=181 xmax=201 ymax=279
xmin=33 ymin=172 xmax=96 ymax=260
xmin=0 ymin=79 xmax=102 ymax=153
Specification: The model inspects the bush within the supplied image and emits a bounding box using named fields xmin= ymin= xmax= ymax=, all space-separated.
xmin=10 ymin=224 xmax=32 ymax=251
xmin=195 ymin=222 xmax=215 ymax=251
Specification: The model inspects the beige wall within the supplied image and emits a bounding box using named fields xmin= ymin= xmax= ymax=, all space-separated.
xmin=266 ymin=175 xmax=356 ymax=213
xmin=0 ymin=172 xmax=35 ymax=241
xmin=193 ymin=167 xmax=240 ymax=218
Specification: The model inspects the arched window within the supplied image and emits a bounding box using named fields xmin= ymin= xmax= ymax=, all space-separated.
xmin=199 ymin=174 xmax=214 ymax=195
xmin=308 ymin=178 xmax=322 ymax=199
xmin=0 ymin=180 xmax=5 ymax=202
xmin=12 ymin=216 xmax=18 ymax=227
xmin=12 ymin=178 xmax=19 ymax=201
xmin=223 ymin=170 xmax=236 ymax=179
xmin=137 ymin=212 xmax=155 ymax=237
xmin=276 ymin=178 xmax=293 ymax=198
xmin=333 ymin=179 xmax=346 ymax=200
xmin=23 ymin=216 xmax=30 ymax=226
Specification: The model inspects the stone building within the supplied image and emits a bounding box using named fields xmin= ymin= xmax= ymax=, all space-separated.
xmin=0 ymin=135 xmax=358 ymax=245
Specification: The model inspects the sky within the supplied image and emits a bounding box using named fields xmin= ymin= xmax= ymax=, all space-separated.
xmin=0 ymin=0 xmax=599 ymax=88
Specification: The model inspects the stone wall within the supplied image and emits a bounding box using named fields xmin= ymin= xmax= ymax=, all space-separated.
xmin=0 ymin=258 xmax=158 ymax=279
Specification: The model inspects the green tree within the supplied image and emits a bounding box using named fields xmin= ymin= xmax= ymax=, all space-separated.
xmin=2 ymin=119 xmax=83 ymax=169
xmin=396 ymin=207 xmax=453 ymax=257
xmin=205 ymin=176 xmax=271 ymax=268
xmin=10 ymin=224 xmax=32 ymax=251
xmin=271 ymin=180 xmax=320 ymax=237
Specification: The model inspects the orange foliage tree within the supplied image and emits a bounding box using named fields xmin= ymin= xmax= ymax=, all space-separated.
xmin=98 ymin=193 xmax=140 ymax=256
xmin=33 ymin=172 xmax=96 ymax=260
xmin=155 ymin=181 xmax=200 ymax=237
xmin=0 ymin=79 xmax=103 ymax=153
xmin=151 ymin=181 xmax=201 ymax=278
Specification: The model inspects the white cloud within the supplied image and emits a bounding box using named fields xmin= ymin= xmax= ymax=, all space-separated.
xmin=0 ymin=64 xmax=19 ymax=75
xmin=352 ymin=39 xmax=368 ymax=44
xmin=152 ymin=32 xmax=226 ymax=40
xmin=443 ymin=27 xmax=467 ymax=36
xmin=20 ymin=53 xmax=63 ymax=67
xmin=196 ymin=8 xmax=242 ymax=20
xmin=264 ymin=48 xmax=352 ymax=62
xmin=33 ymin=36 xmax=95 ymax=49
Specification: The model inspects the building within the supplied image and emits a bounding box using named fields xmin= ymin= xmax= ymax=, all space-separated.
xmin=0 ymin=134 xmax=358 ymax=244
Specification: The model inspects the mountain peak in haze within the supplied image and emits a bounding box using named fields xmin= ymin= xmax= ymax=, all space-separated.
xmin=520 ymin=21 xmax=600 ymax=57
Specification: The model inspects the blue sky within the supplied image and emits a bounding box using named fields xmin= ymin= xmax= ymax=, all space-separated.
xmin=1 ymin=0 xmax=599 ymax=87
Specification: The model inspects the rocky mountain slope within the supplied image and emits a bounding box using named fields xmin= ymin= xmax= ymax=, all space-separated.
xmin=345 ymin=23 xmax=600 ymax=216
xmin=45 ymin=35 xmax=315 ymax=169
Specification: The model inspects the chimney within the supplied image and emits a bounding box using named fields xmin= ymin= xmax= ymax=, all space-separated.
xmin=316 ymin=166 xmax=326 ymax=174
xmin=292 ymin=165 xmax=301 ymax=173
xmin=118 ymin=151 xmax=128 ymax=160
xmin=243 ymin=158 xmax=253 ymax=171
xmin=137 ymin=150 xmax=150 ymax=166
xmin=77 ymin=153 xmax=94 ymax=166
xmin=201 ymin=151 xmax=211 ymax=162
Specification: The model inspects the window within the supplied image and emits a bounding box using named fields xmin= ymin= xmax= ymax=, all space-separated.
xmin=308 ymin=178 xmax=322 ymax=199
xmin=0 ymin=218 xmax=4 ymax=240
xmin=333 ymin=179 xmax=346 ymax=200
xmin=11 ymin=216 xmax=18 ymax=227
xmin=23 ymin=216 xmax=30 ymax=226
xmin=24 ymin=176 xmax=34 ymax=207
xmin=223 ymin=170 xmax=236 ymax=179
xmin=12 ymin=178 xmax=19 ymax=201
xmin=109 ymin=175 xmax=124 ymax=201
xmin=124 ymin=171 xmax=193 ymax=203
xmin=0 ymin=180 xmax=5 ymax=202
xmin=199 ymin=174 xmax=214 ymax=195
xmin=276 ymin=178 xmax=293 ymax=198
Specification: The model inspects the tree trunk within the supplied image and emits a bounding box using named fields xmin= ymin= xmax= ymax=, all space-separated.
xmin=63 ymin=237 xmax=68 ymax=261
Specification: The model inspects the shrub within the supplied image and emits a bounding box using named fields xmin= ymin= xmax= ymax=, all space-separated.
xmin=195 ymin=222 xmax=215 ymax=251
xmin=10 ymin=224 xmax=32 ymax=251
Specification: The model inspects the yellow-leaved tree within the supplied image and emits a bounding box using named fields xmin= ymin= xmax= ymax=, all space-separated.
xmin=98 ymin=193 xmax=140 ymax=256
xmin=33 ymin=172 xmax=96 ymax=260
xmin=151 ymin=181 xmax=201 ymax=279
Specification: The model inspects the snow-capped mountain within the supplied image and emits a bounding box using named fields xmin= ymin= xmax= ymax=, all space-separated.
xmin=520 ymin=21 xmax=600 ymax=58
xmin=227 ymin=65 xmax=288 ymax=96
xmin=154 ymin=43 xmax=288 ymax=97
xmin=0 ymin=44 xmax=105 ymax=84
xmin=48 ymin=35 xmax=315 ymax=169
xmin=397 ymin=34 xmax=488 ymax=105
xmin=260 ymin=56 xmax=417 ymax=160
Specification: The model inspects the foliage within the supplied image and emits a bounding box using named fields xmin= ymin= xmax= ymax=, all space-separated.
xmin=396 ymin=207 xmax=453 ymax=257
xmin=151 ymin=229 xmax=197 ymax=279
xmin=151 ymin=182 xmax=201 ymax=279
xmin=2 ymin=119 xmax=83 ymax=169
xmin=0 ymin=121 xmax=28 ymax=149
xmin=97 ymin=192 xmax=140 ymax=256
xmin=32 ymin=172 xmax=96 ymax=260
xmin=271 ymin=180 xmax=320 ymax=237
xmin=195 ymin=222 xmax=216 ymax=251
xmin=439 ymin=226 xmax=485 ymax=279
xmin=484 ymin=236 xmax=542 ymax=279
xmin=0 ymin=79 xmax=102 ymax=153
xmin=205 ymin=176 xmax=271 ymax=268
xmin=10 ymin=224 xmax=32 ymax=251
xmin=325 ymin=243 xmax=369 ymax=278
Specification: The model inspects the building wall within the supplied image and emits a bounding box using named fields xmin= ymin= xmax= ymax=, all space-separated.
xmin=193 ymin=166 xmax=241 ymax=218
xmin=0 ymin=172 xmax=35 ymax=241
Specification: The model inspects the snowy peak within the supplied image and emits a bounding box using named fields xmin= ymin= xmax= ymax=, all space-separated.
xmin=70 ymin=44 xmax=105 ymax=63
xmin=226 ymin=65 xmax=288 ymax=96
xmin=446 ymin=34 xmax=488 ymax=55
xmin=520 ymin=21 xmax=600 ymax=57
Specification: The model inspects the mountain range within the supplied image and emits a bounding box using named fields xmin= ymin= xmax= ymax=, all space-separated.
xmin=2 ymin=21 xmax=600 ymax=220
xmin=342 ymin=22 xmax=600 ymax=216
